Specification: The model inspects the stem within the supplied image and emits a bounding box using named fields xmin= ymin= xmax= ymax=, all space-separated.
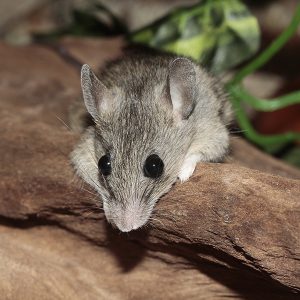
xmin=230 ymin=85 xmax=300 ymax=111
xmin=229 ymin=92 xmax=300 ymax=153
xmin=229 ymin=3 xmax=300 ymax=85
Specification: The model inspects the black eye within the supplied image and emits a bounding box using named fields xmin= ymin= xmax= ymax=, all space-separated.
xmin=98 ymin=154 xmax=111 ymax=176
xmin=143 ymin=154 xmax=164 ymax=178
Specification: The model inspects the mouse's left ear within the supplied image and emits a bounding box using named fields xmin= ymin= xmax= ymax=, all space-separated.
xmin=168 ymin=58 xmax=197 ymax=121
xmin=81 ymin=64 xmax=114 ymax=120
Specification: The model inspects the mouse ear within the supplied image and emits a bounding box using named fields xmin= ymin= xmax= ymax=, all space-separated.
xmin=81 ymin=64 xmax=112 ymax=120
xmin=168 ymin=58 xmax=197 ymax=121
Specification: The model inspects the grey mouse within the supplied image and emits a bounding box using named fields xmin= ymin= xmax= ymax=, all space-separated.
xmin=71 ymin=51 xmax=232 ymax=232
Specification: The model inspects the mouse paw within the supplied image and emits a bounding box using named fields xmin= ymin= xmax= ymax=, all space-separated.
xmin=178 ymin=155 xmax=199 ymax=183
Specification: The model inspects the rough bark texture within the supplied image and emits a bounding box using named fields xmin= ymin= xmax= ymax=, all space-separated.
xmin=0 ymin=38 xmax=299 ymax=299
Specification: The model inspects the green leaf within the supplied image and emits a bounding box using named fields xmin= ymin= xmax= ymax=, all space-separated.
xmin=128 ymin=0 xmax=260 ymax=74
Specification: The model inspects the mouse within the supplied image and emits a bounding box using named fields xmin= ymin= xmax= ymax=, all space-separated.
xmin=70 ymin=50 xmax=232 ymax=232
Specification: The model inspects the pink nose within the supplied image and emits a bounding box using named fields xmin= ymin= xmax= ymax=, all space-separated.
xmin=114 ymin=212 xmax=144 ymax=232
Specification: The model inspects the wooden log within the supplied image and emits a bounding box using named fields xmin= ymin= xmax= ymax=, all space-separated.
xmin=146 ymin=163 xmax=300 ymax=290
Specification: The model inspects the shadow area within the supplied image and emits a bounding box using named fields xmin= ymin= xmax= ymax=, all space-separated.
xmin=103 ymin=222 xmax=150 ymax=272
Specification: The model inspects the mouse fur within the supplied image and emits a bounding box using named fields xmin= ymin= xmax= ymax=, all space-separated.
xmin=71 ymin=51 xmax=232 ymax=232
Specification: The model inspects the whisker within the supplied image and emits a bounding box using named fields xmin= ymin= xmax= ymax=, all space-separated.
xmin=79 ymin=186 xmax=97 ymax=196
xmin=83 ymin=209 xmax=104 ymax=218
xmin=149 ymin=216 xmax=166 ymax=228
xmin=55 ymin=114 xmax=72 ymax=131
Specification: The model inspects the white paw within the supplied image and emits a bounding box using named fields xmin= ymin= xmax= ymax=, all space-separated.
xmin=178 ymin=166 xmax=195 ymax=182
xmin=178 ymin=163 xmax=196 ymax=183
xmin=178 ymin=154 xmax=200 ymax=183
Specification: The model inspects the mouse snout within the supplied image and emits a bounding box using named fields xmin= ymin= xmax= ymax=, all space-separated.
xmin=115 ymin=212 xmax=145 ymax=233
xmin=105 ymin=201 xmax=149 ymax=233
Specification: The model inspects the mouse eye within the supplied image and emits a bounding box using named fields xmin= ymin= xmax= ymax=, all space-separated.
xmin=98 ymin=154 xmax=111 ymax=176
xmin=143 ymin=154 xmax=164 ymax=178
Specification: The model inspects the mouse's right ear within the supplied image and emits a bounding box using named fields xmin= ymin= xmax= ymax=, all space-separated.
xmin=167 ymin=58 xmax=197 ymax=122
xmin=81 ymin=64 xmax=112 ymax=120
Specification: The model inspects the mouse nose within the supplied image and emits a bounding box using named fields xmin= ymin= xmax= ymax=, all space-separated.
xmin=114 ymin=209 xmax=145 ymax=233
xmin=115 ymin=213 xmax=143 ymax=232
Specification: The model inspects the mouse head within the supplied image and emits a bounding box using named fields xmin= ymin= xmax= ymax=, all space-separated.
xmin=72 ymin=59 xmax=200 ymax=232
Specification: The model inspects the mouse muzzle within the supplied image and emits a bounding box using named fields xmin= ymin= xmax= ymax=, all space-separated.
xmin=103 ymin=200 xmax=151 ymax=232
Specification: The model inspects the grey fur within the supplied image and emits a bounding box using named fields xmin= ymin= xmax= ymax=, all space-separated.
xmin=71 ymin=52 xmax=233 ymax=232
